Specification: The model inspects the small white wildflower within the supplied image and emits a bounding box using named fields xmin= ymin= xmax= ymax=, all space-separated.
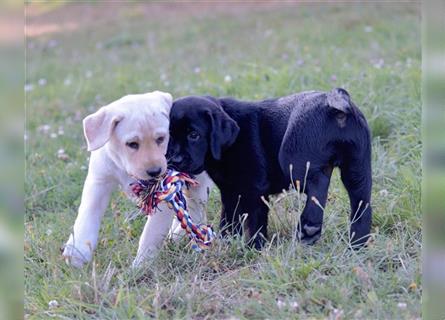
xmin=57 ymin=149 xmax=69 ymax=161
xmin=290 ymin=300 xmax=299 ymax=310
xmin=64 ymin=78 xmax=72 ymax=86
xmin=80 ymin=165 xmax=87 ymax=171
xmin=46 ymin=229 xmax=52 ymax=236
xmin=331 ymin=308 xmax=344 ymax=319
xmin=193 ymin=67 xmax=201 ymax=74
xmin=50 ymin=133 xmax=58 ymax=139
xmin=224 ymin=75 xmax=232 ymax=83
xmin=38 ymin=78 xmax=47 ymax=86
xmin=397 ymin=302 xmax=407 ymax=309
xmin=85 ymin=70 xmax=93 ymax=78
xmin=364 ymin=26 xmax=373 ymax=33
xmin=48 ymin=300 xmax=59 ymax=309
xmin=276 ymin=299 xmax=286 ymax=309
xmin=38 ymin=124 xmax=51 ymax=134
xmin=160 ymin=73 xmax=167 ymax=81
xmin=58 ymin=127 xmax=65 ymax=135
xmin=24 ymin=84 xmax=34 ymax=92
xmin=372 ymin=58 xmax=384 ymax=69
xmin=379 ymin=189 xmax=389 ymax=197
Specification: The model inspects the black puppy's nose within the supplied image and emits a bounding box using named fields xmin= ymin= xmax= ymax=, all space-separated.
xmin=146 ymin=167 xmax=162 ymax=178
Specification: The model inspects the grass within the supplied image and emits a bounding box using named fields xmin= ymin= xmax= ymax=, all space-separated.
xmin=25 ymin=3 xmax=421 ymax=319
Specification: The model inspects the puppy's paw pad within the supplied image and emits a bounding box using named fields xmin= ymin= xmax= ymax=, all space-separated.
xmin=299 ymin=233 xmax=321 ymax=245
xmin=303 ymin=224 xmax=321 ymax=236
xmin=297 ymin=223 xmax=322 ymax=245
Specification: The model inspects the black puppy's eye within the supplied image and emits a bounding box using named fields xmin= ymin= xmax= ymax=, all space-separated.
xmin=188 ymin=131 xmax=200 ymax=141
xmin=156 ymin=136 xmax=165 ymax=145
xmin=126 ymin=142 xmax=139 ymax=150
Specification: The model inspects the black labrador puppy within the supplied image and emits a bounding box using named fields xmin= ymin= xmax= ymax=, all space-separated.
xmin=167 ymin=88 xmax=372 ymax=249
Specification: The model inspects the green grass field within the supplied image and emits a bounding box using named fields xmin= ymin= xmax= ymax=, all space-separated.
xmin=25 ymin=3 xmax=421 ymax=319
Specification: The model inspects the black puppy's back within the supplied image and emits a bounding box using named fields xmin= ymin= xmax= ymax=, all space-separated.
xmin=277 ymin=89 xmax=371 ymax=179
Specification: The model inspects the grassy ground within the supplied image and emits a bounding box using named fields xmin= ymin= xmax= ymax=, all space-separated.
xmin=25 ymin=3 xmax=421 ymax=319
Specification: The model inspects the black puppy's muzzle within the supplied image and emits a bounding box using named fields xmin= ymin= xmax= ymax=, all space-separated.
xmin=170 ymin=154 xmax=184 ymax=164
xmin=167 ymin=151 xmax=186 ymax=170
xmin=167 ymin=141 xmax=184 ymax=167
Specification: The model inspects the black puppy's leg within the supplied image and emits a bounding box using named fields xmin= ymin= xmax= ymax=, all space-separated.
xmin=219 ymin=191 xmax=243 ymax=238
xmin=297 ymin=167 xmax=332 ymax=245
xmin=245 ymin=196 xmax=269 ymax=250
xmin=340 ymin=160 xmax=372 ymax=248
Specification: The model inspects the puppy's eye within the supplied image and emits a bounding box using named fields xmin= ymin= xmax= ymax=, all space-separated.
xmin=126 ymin=142 xmax=139 ymax=150
xmin=188 ymin=131 xmax=200 ymax=141
xmin=156 ymin=136 xmax=165 ymax=145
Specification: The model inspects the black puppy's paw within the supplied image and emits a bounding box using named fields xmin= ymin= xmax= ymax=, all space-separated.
xmin=247 ymin=234 xmax=267 ymax=251
xmin=297 ymin=223 xmax=322 ymax=245
xmin=349 ymin=233 xmax=371 ymax=250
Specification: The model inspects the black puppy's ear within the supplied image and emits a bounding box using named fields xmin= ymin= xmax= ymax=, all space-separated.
xmin=327 ymin=88 xmax=351 ymax=113
xmin=207 ymin=103 xmax=239 ymax=160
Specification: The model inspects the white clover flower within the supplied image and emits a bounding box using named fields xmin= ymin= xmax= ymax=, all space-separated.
xmin=397 ymin=302 xmax=407 ymax=309
xmin=276 ymin=299 xmax=286 ymax=309
xmin=48 ymin=300 xmax=59 ymax=309
xmin=38 ymin=124 xmax=51 ymax=134
xmin=24 ymin=84 xmax=34 ymax=92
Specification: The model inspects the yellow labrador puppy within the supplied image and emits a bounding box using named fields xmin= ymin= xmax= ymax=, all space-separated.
xmin=62 ymin=91 xmax=210 ymax=268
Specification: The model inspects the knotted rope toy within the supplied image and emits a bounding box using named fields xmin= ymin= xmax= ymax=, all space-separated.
xmin=130 ymin=169 xmax=215 ymax=252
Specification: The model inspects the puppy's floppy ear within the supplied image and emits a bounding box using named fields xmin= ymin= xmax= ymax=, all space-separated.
xmin=153 ymin=90 xmax=173 ymax=117
xmin=83 ymin=107 xmax=123 ymax=151
xmin=207 ymin=101 xmax=240 ymax=160
xmin=327 ymin=88 xmax=351 ymax=113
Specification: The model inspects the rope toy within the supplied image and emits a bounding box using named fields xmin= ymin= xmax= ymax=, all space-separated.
xmin=130 ymin=169 xmax=215 ymax=251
